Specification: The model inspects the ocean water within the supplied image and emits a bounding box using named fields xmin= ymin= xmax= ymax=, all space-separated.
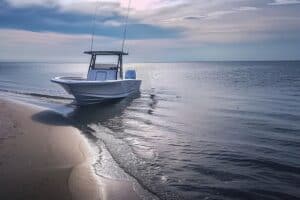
xmin=0 ymin=61 xmax=299 ymax=199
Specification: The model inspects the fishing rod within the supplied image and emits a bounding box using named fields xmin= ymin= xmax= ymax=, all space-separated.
xmin=90 ymin=0 xmax=101 ymax=51
xmin=90 ymin=0 xmax=132 ymax=53
xmin=121 ymin=0 xmax=132 ymax=53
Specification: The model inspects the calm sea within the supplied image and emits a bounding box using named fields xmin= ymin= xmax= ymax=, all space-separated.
xmin=0 ymin=61 xmax=299 ymax=199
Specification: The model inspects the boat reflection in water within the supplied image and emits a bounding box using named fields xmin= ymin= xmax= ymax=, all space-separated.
xmin=68 ymin=93 xmax=141 ymax=132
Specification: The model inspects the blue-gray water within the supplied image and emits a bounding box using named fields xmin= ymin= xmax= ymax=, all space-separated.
xmin=0 ymin=61 xmax=299 ymax=200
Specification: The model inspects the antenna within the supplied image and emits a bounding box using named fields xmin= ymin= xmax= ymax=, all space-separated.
xmin=121 ymin=0 xmax=132 ymax=53
xmin=90 ymin=0 xmax=100 ymax=51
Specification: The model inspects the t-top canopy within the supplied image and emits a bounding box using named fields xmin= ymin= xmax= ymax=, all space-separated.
xmin=84 ymin=51 xmax=128 ymax=56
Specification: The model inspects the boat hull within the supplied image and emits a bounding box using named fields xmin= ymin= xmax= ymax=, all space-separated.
xmin=51 ymin=77 xmax=141 ymax=105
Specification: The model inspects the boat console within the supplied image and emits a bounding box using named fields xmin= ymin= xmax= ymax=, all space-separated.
xmin=87 ymin=64 xmax=118 ymax=81
xmin=85 ymin=51 xmax=137 ymax=81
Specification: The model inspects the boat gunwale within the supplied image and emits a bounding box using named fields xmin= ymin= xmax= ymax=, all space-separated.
xmin=51 ymin=76 xmax=141 ymax=85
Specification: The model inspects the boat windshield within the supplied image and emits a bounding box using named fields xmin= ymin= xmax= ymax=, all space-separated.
xmin=94 ymin=55 xmax=119 ymax=69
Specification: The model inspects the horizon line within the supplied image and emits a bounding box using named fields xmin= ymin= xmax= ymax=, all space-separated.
xmin=0 ymin=59 xmax=300 ymax=64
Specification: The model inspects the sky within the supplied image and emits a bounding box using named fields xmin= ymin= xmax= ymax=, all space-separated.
xmin=0 ymin=0 xmax=300 ymax=62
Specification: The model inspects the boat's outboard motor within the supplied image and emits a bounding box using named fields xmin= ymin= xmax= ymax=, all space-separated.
xmin=125 ymin=70 xmax=137 ymax=79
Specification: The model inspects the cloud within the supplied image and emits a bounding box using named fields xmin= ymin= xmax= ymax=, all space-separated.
xmin=3 ymin=0 xmax=183 ymax=12
xmin=0 ymin=28 xmax=197 ymax=62
xmin=130 ymin=0 xmax=300 ymax=43
xmin=4 ymin=0 xmax=98 ymax=8
xmin=0 ymin=0 xmax=181 ymax=39
xmin=0 ymin=29 xmax=120 ymax=61
xmin=269 ymin=0 xmax=300 ymax=5
xmin=1 ymin=28 xmax=300 ymax=62
xmin=1 ymin=0 xmax=300 ymax=61
xmin=236 ymin=6 xmax=259 ymax=11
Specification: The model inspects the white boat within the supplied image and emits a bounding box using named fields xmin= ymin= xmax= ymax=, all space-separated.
xmin=51 ymin=51 xmax=141 ymax=105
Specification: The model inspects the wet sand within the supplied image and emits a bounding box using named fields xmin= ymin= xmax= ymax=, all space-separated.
xmin=0 ymin=98 xmax=139 ymax=200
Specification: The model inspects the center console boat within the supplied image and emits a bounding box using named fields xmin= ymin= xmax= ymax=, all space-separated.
xmin=51 ymin=51 xmax=141 ymax=105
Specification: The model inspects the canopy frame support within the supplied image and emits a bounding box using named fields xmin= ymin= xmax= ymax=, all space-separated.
xmin=85 ymin=51 xmax=128 ymax=79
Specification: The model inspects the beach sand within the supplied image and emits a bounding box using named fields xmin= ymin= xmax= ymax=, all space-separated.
xmin=0 ymin=98 xmax=140 ymax=200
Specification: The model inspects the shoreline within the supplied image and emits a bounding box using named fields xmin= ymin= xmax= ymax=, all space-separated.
xmin=0 ymin=97 xmax=140 ymax=200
